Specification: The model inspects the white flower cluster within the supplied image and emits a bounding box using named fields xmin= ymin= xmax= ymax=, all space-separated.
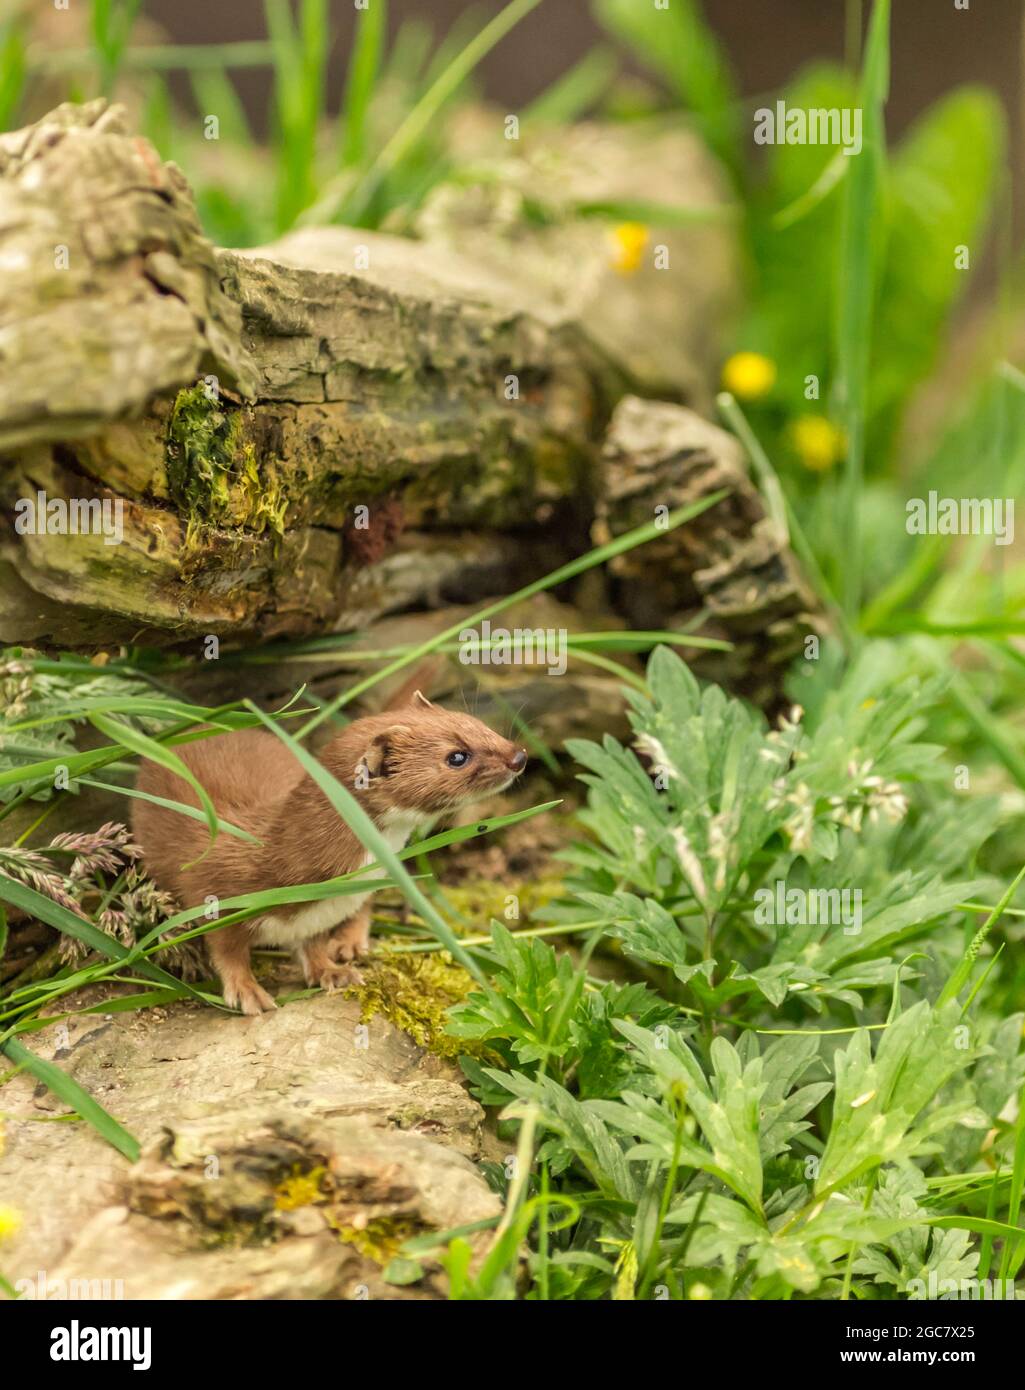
xmin=768 ymin=754 xmax=910 ymax=851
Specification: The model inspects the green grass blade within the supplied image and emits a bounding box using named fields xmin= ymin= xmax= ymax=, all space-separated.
xmin=592 ymin=0 xmax=740 ymax=176
xmin=938 ymin=863 xmax=1025 ymax=1007
xmin=189 ymin=65 xmax=253 ymax=147
xmin=572 ymin=197 xmax=734 ymax=226
xmin=266 ymin=0 xmax=328 ymax=230
xmin=4 ymin=694 xmax=236 ymax=733
xmin=958 ymin=942 xmax=1004 ymax=1018
xmin=717 ymin=393 xmax=849 ymax=638
xmin=89 ymin=0 xmax=143 ymax=96
xmin=0 ymin=1035 xmax=140 ymax=1161
xmin=947 ymin=672 xmax=1025 ymax=790
xmin=299 ymin=489 xmax=729 ymax=736
xmin=859 ymin=532 xmax=948 ymax=634
xmin=978 ymin=1166 xmax=1001 ymax=1280
xmin=257 ymin=630 xmax=731 ymax=668
xmin=0 ymin=14 xmax=27 ymax=130
xmin=523 ymin=46 xmax=618 ymax=124
xmin=244 ymin=701 xmax=487 ymax=981
xmin=717 ymin=393 xmax=789 ymax=537
xmin=999 ymin=1079 xmax=1025 ymax=1281
xmin=926 ymin=1213 xmax=1025 ymax=1244
xmin=340 ymin=0 xmax=387 ymax=167
xmin=835 ymin=0 xmax=890 ymax=618
xmin=0 ymin=703 xmax=305 ymax=795
xmin=305 ymin=0 xmax=543 ymax=226
xmin=88 ymin=712 xmax=220 ymax=846
xmin=772 ymin=148 xmax=849 ymax=230
xmin=77 ymin=776 xmax=260 ymax=845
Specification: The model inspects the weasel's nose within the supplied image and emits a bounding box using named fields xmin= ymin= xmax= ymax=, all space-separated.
xmin=508 ymin=749 xmax=527 ymax=773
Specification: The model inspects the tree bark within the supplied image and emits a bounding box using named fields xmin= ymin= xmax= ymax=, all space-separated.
xmin=0 ymin=100 xmax=821 ymax=710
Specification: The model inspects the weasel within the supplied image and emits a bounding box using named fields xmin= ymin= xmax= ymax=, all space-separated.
xmin=131 ymin=691 xmax=527 ymax=1015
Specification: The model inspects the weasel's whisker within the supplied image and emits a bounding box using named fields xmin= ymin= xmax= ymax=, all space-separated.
xmin=506 ymin=700 xmax=528 ymax=740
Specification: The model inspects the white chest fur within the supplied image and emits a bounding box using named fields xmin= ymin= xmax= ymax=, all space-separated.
xmin=252 ymin=811 xmax=426 ymax=946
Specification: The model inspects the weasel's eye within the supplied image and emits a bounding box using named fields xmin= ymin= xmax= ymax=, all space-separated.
xmin=446 ymin=750 xmax=471 ymax=768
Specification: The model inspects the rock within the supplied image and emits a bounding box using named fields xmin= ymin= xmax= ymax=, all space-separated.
xmin=0 ymin=992 xmax=501 ymax=1300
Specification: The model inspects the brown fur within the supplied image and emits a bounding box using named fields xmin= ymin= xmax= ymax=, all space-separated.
xmin=132 ymin=694 xmax=526 ymax=1015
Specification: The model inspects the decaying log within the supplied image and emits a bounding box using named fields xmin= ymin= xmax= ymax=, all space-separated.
xmin=599 ymin=397 xmax=823 ymax=705
xmin=0 ymin=99 xmax=820 ymax=711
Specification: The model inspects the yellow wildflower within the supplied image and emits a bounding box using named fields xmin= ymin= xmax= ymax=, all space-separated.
xmin=721 ymin=351 xmax=777 ymax=401
xmin=610 ymin=222 xmax=649 ymax=275
xmin=789 ymin=414 xmax=845 ymax=472
xmin=0 ymin=1205 xmax=21 ymax=1242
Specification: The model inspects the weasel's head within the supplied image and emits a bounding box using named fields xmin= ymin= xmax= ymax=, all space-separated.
xmin=354 ymin=691 xmax=528 ymax=815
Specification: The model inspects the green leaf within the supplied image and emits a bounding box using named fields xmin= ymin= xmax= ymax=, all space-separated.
xmin=612 ymin=1020 xmax=765 ymax=1217
xmin=448 ymin=922 xmax=583 ymax=1064
xmin=488 ymin=1068 xmax=639 ymax=1203
xmin=815 ymin=1000 xmax=978 ymax=1197
xmin=872 ymin=87 xmax=1005 ymax=443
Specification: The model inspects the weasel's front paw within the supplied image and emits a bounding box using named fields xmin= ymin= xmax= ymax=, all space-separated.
xmin=316 ymin=962 xmax=363 ymax=993
xmin=329 ymin=916 xmax=371 ymax=963
xmin=224 ymin=978 xmax=277 ymax=1016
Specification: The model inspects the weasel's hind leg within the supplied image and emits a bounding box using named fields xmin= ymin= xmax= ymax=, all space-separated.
xmin=298 ymin=931 xmax=363 ymax=992
xmin=327 ymin=908 xmax=371 ymax=964
xmin=207 ymin=922 xmax=276 ymax=1016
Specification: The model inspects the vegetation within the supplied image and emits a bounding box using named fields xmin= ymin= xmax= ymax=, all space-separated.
xmin=2 ymin=0 xmax=1024 ymax=1302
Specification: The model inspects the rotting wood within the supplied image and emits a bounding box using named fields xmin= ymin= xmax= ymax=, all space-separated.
xmin=0 ymin=100 xmax=821 ymax=712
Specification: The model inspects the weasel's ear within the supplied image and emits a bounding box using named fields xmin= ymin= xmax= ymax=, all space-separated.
xmin=356 ymin=725 xmax=410 ymax=779
xmin=411 ymin=689 xmax=434 ymax=710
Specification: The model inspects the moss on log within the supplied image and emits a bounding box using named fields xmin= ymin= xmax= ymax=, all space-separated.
xmin=0 ymin=100 xmax=819 ymax=709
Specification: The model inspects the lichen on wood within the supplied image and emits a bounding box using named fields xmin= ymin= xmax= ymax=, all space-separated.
xmin=0 ymin=100 xmax=822 ymax=714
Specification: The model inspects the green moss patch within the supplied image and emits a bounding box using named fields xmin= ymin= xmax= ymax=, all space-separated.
xmin=333 ymin=1215 xmax=425 ymax=1266
xmin=347 ymin=951 xmax=483 ymax=1061
xmin=165 ymin=384 xmax=287 ymax=542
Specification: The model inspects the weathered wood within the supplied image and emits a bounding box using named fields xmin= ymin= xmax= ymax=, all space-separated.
xmin=415 ymin=107 xmax=740 ymax=409
xmin=0 ymin=100 xmax=819 ymax=706
xmin=598 ymin=397 xmax=825 ymax=707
